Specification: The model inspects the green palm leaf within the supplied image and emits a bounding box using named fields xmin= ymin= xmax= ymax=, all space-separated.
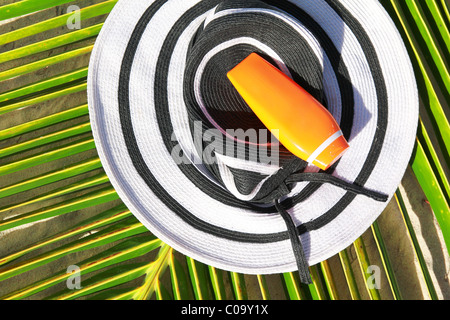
xmin=0 ymin=0 xmax=448 ymax=301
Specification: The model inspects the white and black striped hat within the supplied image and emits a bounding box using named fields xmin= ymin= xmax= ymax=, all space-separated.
xmin=88 ymin=0 xmax=418 ymax=283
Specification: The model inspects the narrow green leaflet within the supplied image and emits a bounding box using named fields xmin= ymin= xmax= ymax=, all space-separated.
xmin=169 ymin=254 xmax=194 ymax=300
xmin=395 ymin=191 xmax=439 ymax=300
xmin=0 ymin=1 xmax=117 ymax=46
xmin=0 ymin=104 xmax=89 ymax=141
xmin=411 ymin=139 xmax=450 ymax=255
xmin=2 ymin=236 xmax=161 ymax=300
xmin=0 ymin=204 xmax=131 ymax=266
xmin=0 ymin=157 xmax=101 ymax=199
xmin=0 ymin=24 xmax=102 ymax=64
xmin=186 ymin=257 xmax=213 ymax=300
xmin=0 ymin=122 xmax=91 ymax=158
xmin=353 ymin=237 xmax=381 ymax=300
xmin=208 ymin=266 xmax=228 ymax=300
xmin=338 ymin=250 xmax=361 ymax=300
xmin=0 ymin=186 xmax=119 ymax=232
xmin=370 ymin=222 xmax=402 ymax=300
xmin=0 ymin=217 xmax=147 ymax=282
xmin=0 ymin=0 xmax=78 ymax=21
xmin=229 ymin=272 xmax=248 ymax=300
xmin=0 ymin=46 xmax=93 ymax=82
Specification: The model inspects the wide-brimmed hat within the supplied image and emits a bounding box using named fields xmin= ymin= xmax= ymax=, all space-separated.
xmin=88 ymin=0 xmax=418 ymax=283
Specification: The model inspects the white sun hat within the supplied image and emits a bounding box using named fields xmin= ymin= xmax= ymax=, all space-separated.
xmin=88 ymin=0 xmax=418 ymax=283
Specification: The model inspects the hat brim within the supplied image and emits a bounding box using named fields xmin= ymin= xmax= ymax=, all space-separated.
xmin=88 ymin=0 xmax=418 ymax=274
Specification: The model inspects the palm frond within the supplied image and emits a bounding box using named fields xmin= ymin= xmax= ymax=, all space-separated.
xmin=0 ymin=0 xmax=448 ymax=300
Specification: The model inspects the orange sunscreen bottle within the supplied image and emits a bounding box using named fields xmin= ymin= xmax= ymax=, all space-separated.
xmin=227 ymin=53 xmax=349 ymax=171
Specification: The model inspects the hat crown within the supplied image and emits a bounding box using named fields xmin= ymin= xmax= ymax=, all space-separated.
xmin=183 ymin=0 xmax=329 ymax=203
